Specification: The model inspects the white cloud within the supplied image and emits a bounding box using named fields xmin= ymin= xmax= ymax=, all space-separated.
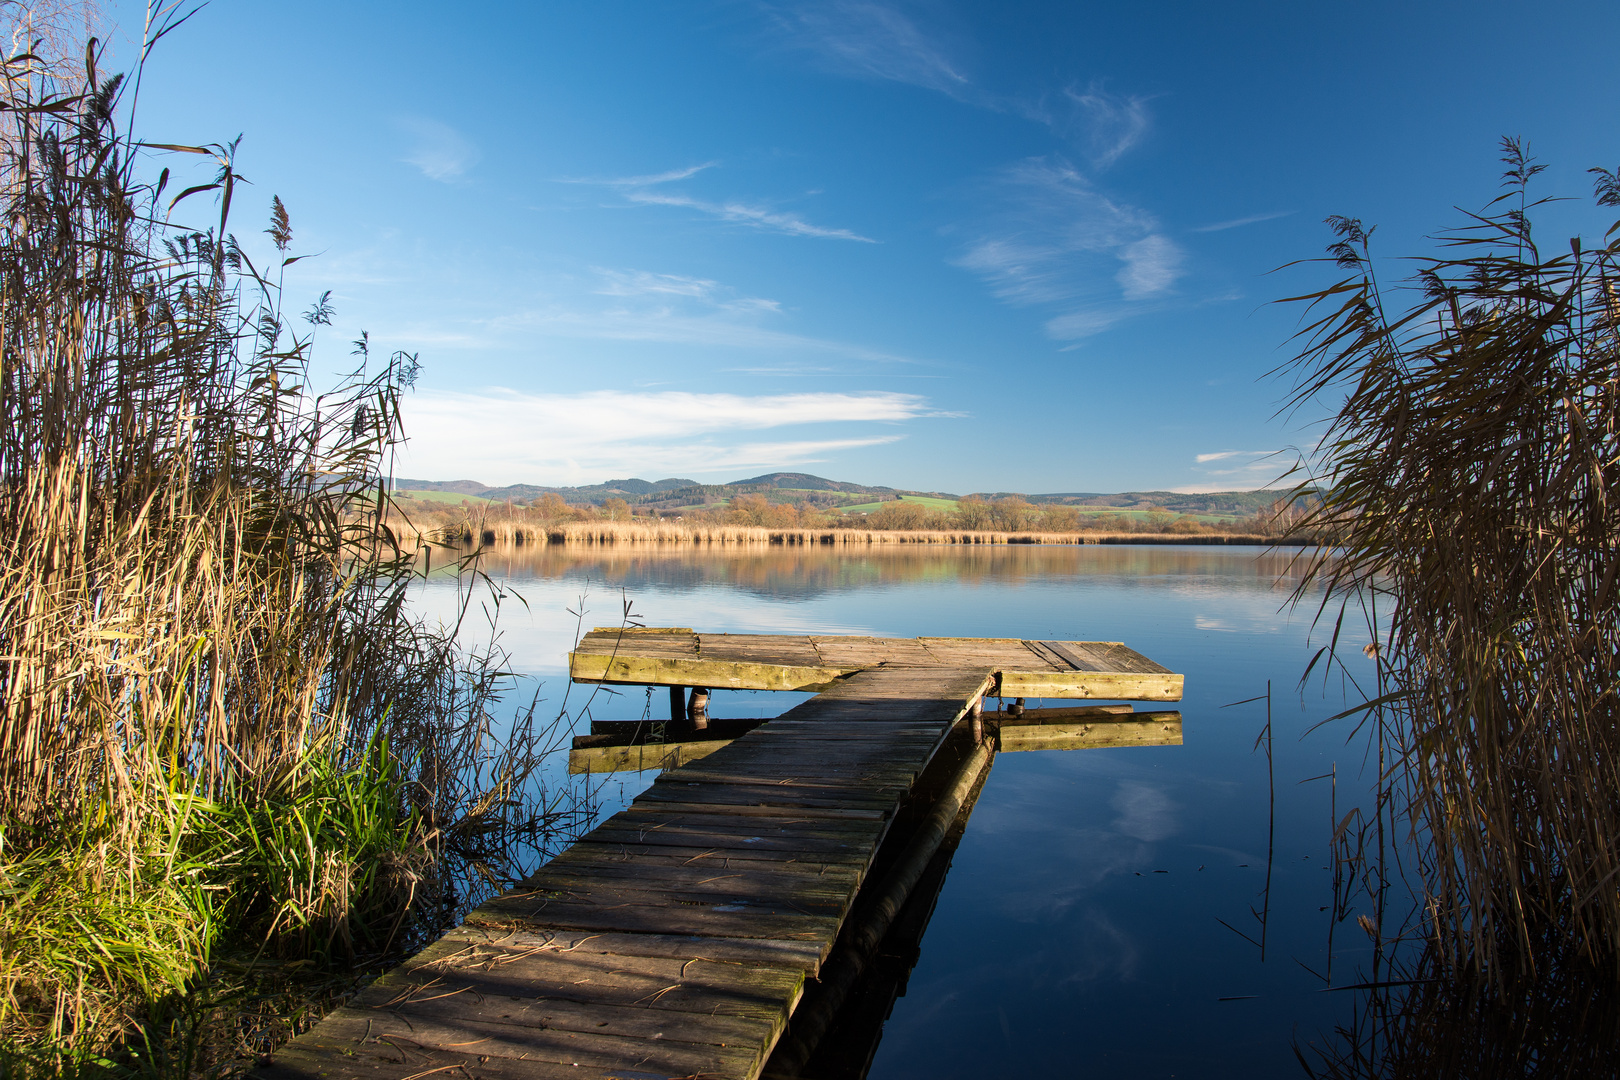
xmin=761 ymin=1 xmax=970 ymax=98
xmin=954 ymin=157 xmax=1184 ymax=339
xmin=594 ymin=269 xmax=723 ymax=301
xmin=592 ymin=162 xmax=718 ymax=187
xmin=1069 ymin=84 xmax=1152 ymax=167
xmin=1172 ymin=449 xmax=1292 ymax=493
xmin=1116 ymin=235 xmax=1184 ymax=300
xmin=498 ymin=266 xmax=901 ymax=360
xmin=1017 ymin=83 xmax=1153 ymax=168
xmin=1191 ymin=210 xmax=1295 ymax=233
xmin=558 ymin=159 xmax=871 ymax=242
xmin=397 ymin=117 xmax=478 ymax=182
xmin=623 ymin=189 xmax=875 ymax=242
xmin=397 ymin=389 xmax=939 ymax=484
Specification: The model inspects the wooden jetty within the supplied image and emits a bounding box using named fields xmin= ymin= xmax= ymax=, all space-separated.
xmin=568 ymin=628 xmax=1183 ymax=702
xmin=258 ymin=631 xmax=1183 ymax=1080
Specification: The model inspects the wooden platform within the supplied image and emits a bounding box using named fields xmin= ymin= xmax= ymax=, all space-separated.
xmin=258 ymin=666 xmax=997 ymax=1080
xmin=569 ymin=627 xmax=1183 ymax=701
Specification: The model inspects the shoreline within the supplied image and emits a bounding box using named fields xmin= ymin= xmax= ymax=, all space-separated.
xmin=387 ymin=519 xmax=1310 ymax=548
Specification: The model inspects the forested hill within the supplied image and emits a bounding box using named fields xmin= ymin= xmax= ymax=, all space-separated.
xmin=392 ymin=473 xmax=1289 ymax=516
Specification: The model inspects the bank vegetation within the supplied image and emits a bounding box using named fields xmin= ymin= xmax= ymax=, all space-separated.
xmin=0 ymin=16 xmax=581 ymax=1075
xmin=386 ymin=490 xmax=1310 ymax=548
xmin=1285 ymin=140 xmax=1620 ymax=1012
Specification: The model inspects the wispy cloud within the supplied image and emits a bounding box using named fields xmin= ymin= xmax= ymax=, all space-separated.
xmin=1172 ymin=449 xmax=1291 ymax=492
xmin=1116 ymin=235 xmax=1184 ymax=300
xmin=593 ymin=269 xmax=782 ymax=313
xmin=559 ymin=162 xmax=718 ymax=188
xmin=398 ymin=389 xmax=940 ymax=484
xmin=760 ymin=1 xmax=971 ymax=98
xmin=954 ymin=157 xmax=1184 ymax=340
xmin=1191 ymin=210 xmax=1295 ymax=233
xmin=624 ymin=189 xmax=876 ymax=242
xmin=1019 ymin=83 xmax=1154 ymax=168
xmin=759 ymin=6 xmax=1162 ymax=173
xmin=559 ymin=158 xmax=871 ymax=242
xmin=397 ymin=117 xmax=478 ymax=182
xmin=497 ymin=266 xmax=905 ymax=360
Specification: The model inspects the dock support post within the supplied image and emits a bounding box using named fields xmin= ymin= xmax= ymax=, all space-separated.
xmin=669 ymin=685 xmax=686 ymax=728
xmin=688 ymin=687 xmax=710 ymax=731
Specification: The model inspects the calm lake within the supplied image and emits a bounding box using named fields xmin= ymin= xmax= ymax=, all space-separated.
xmin=413 ymin=543 xmax=1379 ymax=1079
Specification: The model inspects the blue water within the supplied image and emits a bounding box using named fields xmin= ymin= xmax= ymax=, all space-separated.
xmin=413 ymin=544 xmax=1380 ymax=1078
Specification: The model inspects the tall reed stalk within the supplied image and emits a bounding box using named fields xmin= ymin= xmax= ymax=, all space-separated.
xmin=0 ymin=11 xmax=581 ymax=1060
xmin=1282 ymin=139 xmax=1620 ymax=978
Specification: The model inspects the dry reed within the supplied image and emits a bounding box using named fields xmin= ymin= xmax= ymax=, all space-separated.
xmin=0 ymin=16 xmax=582 ymax=1060
xmin=1281 ymin=139 xmax=1620 ymax=978
xmin=385 ymin=516 xmax=1292 ymax=548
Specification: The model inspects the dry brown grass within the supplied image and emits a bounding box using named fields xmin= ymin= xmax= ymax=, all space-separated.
xmin=1281 ymin=140 xmax=1620 ymax=978
xmin=0 ymin=22 xmax=579 ymax=1061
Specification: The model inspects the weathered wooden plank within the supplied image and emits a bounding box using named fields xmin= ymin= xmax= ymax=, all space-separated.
xmin=304 ymin=1002 xmax=772 ymax=1073
xmin=364 ymin=937 xmax=806 ymax=1019
xmin=662 ymin=762 xmax=926 ymax=784
xmin=568 ymin=738 xmax=732 ymax=775
xmin=574 ymin=627 xmax=700 ymax=658
xmin=697 ymin=634 xmax=824 ymax=668
xmin=560 ymin=839 xmax=872 ymax=869
xmin=595 ymin=807 xmax=889 ymax=837
xmin=638 ymin=786 xmax=900 ymax=809
xmin=579 ymin=824 xmax=882 ymax=859
xmin=531 ymin=854 xmax=861 ymax=893
xmin=740 ymin=723 xmax=944 ymax=737
xmin=681 ymin=738 xmax=940 ymax=762
xmin=1023 ymin=638 xmax=1084 ymax=671
xmin=571 ymin=651 xmax=847 ymax=692
xmin=435 ymin=925 xmax=830 ymax=974
xmin=267 ymin=1037 xmax=746 ymax=1080
xmin=1089 ymin=640 xmax=1174 ymax=674
xmin=259 ymin=1041 xmax=624 ymax=1080
xmin=1037 ymin=639 xmax=1110 ymax=671
xmin=808 ymin=635 xmax=937 ymax=667
xmin=999 ymin=669 xmax=1184 ymax=701
xmin=468 ymin=891 xmax=843 ymax=942
xmin=516 ymin=876 xmax=858 ymax=920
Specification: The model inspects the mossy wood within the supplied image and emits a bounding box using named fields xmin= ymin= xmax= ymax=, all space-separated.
xmin=569 ymin=627 xmax=1183 ymax=701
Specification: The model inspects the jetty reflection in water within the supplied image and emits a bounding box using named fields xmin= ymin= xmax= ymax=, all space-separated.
xmin=413 ymin=544 xmax=1382 ymax=1078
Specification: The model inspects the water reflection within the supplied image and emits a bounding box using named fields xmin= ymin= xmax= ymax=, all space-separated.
xmin=440 ymin=541 xmax=1310 ymax=604
xmin=411 ymin=543 xmax=1375 ymax=1078
xmin=1298 ymin=944 xmax=1620 ymax=1078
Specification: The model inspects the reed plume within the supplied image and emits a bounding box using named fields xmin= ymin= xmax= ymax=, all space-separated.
xmin=1282 ymin=138 xmax=1620 ymax=977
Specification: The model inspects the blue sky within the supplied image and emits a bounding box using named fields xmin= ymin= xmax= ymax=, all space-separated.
xmin=107 ymin=0 xmax=1620 ymax=492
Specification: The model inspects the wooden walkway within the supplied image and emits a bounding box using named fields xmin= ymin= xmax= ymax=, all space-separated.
xmin=258 ymin=632 xmax=1182 ymax=1080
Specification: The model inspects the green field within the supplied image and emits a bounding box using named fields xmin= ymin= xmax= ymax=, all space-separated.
xmin=837 ymin=495 xmax=960 ymax=514
xmin=397 ymin=489 xmax=494 ymax=505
